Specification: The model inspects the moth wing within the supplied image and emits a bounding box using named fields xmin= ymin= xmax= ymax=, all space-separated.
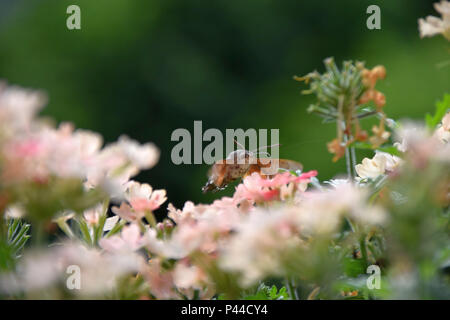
xmin=277 ymin=159 xmax=303 ymax=172
xmin=252 ymin=158 xmax=303 ymax=177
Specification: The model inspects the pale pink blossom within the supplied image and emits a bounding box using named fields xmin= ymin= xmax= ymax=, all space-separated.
xmin=167 ymin=201 xmax=198 ymax=224
xmin=219 ymin=208 xmax=302 ymax=286
xmin=0 ymin=242 xmax=144 ymax=296
xmin=118 ymin=135 xmax=160 ymax=170
xmin=234 ymin=171 xmax=317 ymax=203
xmin=100 ymin=223 xmax=146 ymax=252
xmin=110 ymin=182 xmax=167 ymax=222
xmin=396 ymin=123 xmax=450 ymax=166
xmin=0 ymin=83 xmax=160 ymax=190
xmin=149 ymin=200 xmax=243 ymax=259
xmin=125 ymin=181 xmax=167 ymax=212
xmin=145 ymin=228 xmax=188 ymax=259
xmin=172 ymin=260 xmax=214 ymax=299
xmin=5 ymin=205 xmax=25 ymax=219
xmin=141 ymin=258 xmax=178 ymax=299
xmin=220 ymin=183 xmax=386 ymax=286
xmin=434 ymin=111 xmax=450 ymax=143
xmin=418 ymin=1 xmax=450 ymax=40
xmin=295 ymin=183 xmax=386 ymax=231
xmin=0 ymin=82 xmax=46 ymax=134
xmin=83 ymin=204 xmax=103 ymax=227
xmin=112 ymin=202 xmax=144 ymax=222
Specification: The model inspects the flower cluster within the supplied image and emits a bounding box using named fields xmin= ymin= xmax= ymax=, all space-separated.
xmin=1 ymin=76 xmax=449 ymax=301
xmin=296 ymin=58 xmax=391 ymax=162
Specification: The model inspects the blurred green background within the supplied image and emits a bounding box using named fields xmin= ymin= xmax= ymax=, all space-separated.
xmin=0 ymin=0 xmax=448 ymax=212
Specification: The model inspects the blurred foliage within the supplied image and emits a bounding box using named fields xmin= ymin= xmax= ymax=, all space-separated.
xmin=0 ymin=0 xmax=448 ymax=213
xmin=217 ymin=283 xmax=289 ymax=300
xmin=0 ymin=218 xmax=30 ymax=270
xmin=426 ymin=93 xmax=450 ymax=128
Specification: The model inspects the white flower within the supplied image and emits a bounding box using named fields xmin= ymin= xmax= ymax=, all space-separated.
xmin=5 ymin=205 xmax=25 ymax=219
xmin=355 ymin=153 xmax=387 ymax=179
xmin=376 ymin=151 xmax=403 ymax=172
xmin=418 ymin=1 xmax=450 ymax=40
xmin=394 ymin=139 xmax=407 ymax=152
xmin=396 ymin=122 xmax=450 ymax=163
xmin=0 ymin=242 xmax=144 ymax=296
xmin=219 ymin=209 xmax=296 ymax=286
xmin=355 ymin=151 xmax=403 ymax=179
xmin=100 ymin=223 xmax=146 ymax=252
xmin=83 ymin=204 xmax=103 ymax=226
xmin=434 ymin=111 xmax=450 ymax=143
xmin=118 ymin=135 xmax=160 ymax=170
xmin=0 ymin=83 xmax=46 ymax=134
xmin=173 ymin=262 xmax=205 ymax=290
xmin=104 ymin=215 xmax=119 ymax=231
xmin=124 ymin=181 xmax=167 ymax=211
xmin=124 ymin=180 xmax=154 ymax=200
xmin=324 ymin=178 xmax=350 ymax=188
xmin=145 ymin=228 xmax=188 ymax=259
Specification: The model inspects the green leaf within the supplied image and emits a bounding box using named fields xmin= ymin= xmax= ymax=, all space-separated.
xmin=352 ymin=142 xmax=401 ymax=157
xmin=105 ymin=219 xmax=126 ymax=238
xmin=426 ymin=94 xmax=450 ymax=129
xmin=343 ymin=256 xmax=367 ymax=278
xmin=241 ymin=284 xmax=289 ymax=300
xmin=0 ymin=219 xmax=31 ymax=270
xmin=76 ymin=218 xmax=93 ymax=246
xmin=94 ymin=213 xmax=108 ymax=244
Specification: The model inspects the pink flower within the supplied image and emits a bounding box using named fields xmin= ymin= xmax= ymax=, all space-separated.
xmin=112 ymin=202 xmax=144 ymax=222
xmin=418 ymin=0 xmax=450 ymax=40
xmin=12 ymin=139 xmax=43 ymax=157
xmin=142 ymin=258 xmax=178 ymax=300
xmin=167 ymin=201 xmax=197 ymax=224
xmin=130 ymin=191 xmax=166 ymax=212
xmin=173 ymin=260 xmax=210 ymax=291
xmin=83 ymin=204 xmax=102 ymax=226
xmin=117 ymin=135 xmax=160 ymax=170
xmin=111 ymin=181 xmax=167 ymax=222
xmin=125 ymin=181 xmax=167 ymax=212
xmin=234 ymin=171 xmax=318 ymax=203
xmin=156 ymin=200 xmax=244 ymax=258
xmin=0 ymin=83 xmax=46 ymax=134
xmin=434 ymin=111 xmax=450 ymax=144
xmin=100 ymin=223 xmax=146 ymax=252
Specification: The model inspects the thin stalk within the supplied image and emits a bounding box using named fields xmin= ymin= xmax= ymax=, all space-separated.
xmin=145 ymin=211 xmax=157 ymax=229
xmin=32 ymin=222 xmax=45 ymax=247
xmin=285 ymin=277 xmax=296 ymax=300
xmin=350 ymin=146 xmax=357 ymax=174
xmin=359 ymin=235 xmax=369 ymax=269
xmin=291 ymin=278 xmax=300 ymax=300
xmin=343 ymin=132 xmax=356 ymax=181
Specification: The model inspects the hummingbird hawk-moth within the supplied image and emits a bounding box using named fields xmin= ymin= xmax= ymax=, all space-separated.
xmin=202 ymin=143 xmax=302 ymax=193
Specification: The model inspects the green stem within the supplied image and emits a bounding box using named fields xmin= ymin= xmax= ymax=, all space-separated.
xmin=359 ymin=235 xmax=369 ymax=269
xmin=285 ymin=277 xmax=298 ymax=300
xmin=145 ymin=211 xmax=157 ymax=229
xmin=56 ymin=219 xmax=75 ymax=239
xmin=343 ymin=133 xmax=356 ymax=181
xmin=32 ymin=222 xmax=45 ymax=247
